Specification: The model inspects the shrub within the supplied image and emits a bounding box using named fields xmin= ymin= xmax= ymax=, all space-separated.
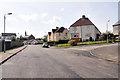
xmin=108 ymin=40 xmax=112 ymax=43
xmin=47 ymin=41 xmax=55 ymax=46
xmin=89 ymin=37 xmax=93 ymax=41
xmin=55 ymin=39 xmax=69 ymax=44
xmin=11 ymin=37 xmax=16 ymax=41
xmin=68 ymin=40 xmax=77 ymax=46
xmin=57 ymin=44 xmax=71 ymax=47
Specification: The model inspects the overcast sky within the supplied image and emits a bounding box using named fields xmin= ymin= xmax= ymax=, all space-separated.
xmin=0 ymin=0 xmax=119 ymax=38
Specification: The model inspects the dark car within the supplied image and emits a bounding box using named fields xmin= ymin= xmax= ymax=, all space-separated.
xmin=42 ymin=43 xmax=49 ymax=48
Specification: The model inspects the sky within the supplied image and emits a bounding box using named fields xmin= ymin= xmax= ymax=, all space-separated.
xmin=0 ymin=0 xmax=119 ymax=38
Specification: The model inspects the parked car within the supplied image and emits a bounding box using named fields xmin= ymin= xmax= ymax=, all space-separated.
xmin=42 ymin=43 xmax=49 ymax=48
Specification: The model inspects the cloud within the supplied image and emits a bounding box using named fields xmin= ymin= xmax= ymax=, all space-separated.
xmin=7 ymin=17 xmax=19 ymax=23
xmin=40 ymin=13 xmax=48 ymax=19
xmin=60 ymin=8 xmax=65 ymax=12
xmin=19 ymin=14 xmax=38 ymax=23
xmin=43 ymin=16 xmax=61 ymax=24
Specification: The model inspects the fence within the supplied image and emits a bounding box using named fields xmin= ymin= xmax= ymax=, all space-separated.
xmin=0 ymin=40 xmax=24 ymax=52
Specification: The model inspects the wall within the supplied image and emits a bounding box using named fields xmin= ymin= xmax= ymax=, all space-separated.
xmin=113 ymin=26 xmax=119 ymax=35
xmin=82 ymin=25 xmax=95 ymax=41
xmin=0 ymin=40 xmax=24 ymax=52
xmin=0 ymin=40 xmax=2 ymax=51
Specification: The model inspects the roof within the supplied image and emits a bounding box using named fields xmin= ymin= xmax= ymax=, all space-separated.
xmin=52 ymin=29 xmax=58 ymax=33
xmin=23 ymin=35 xmax=30 ymax=38
xmin=70 ymin=15 xmax=101 ymax=33
xmin=55 ymin=27 xmax=65 ymax=33
xmin=23 ymin=34 xmax=34 ymax=39
xmin=113 ymin=20 xmax=120 ymax=26
xmin=2 ymin=33 xmax=16 ymax=36
xmin=48 ymin=32 xmax=51 ymax=35
xmin=70 ymin=17 xmax=94 ymax=27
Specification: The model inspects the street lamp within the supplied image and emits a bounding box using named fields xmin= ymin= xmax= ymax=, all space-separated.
xmin=3 ymin=13 xmax=12 ymax=53
xmin=106 ymin=20 xmax=110 ymax=43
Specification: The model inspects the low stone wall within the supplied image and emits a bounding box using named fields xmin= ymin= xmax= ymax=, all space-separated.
xmin=0 ymin=40 xmax=2 ymax=52
xmin=0 ymin=40 xmax=24 ymax=52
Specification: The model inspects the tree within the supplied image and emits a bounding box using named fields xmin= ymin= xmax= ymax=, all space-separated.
xmin=11 ymin=37 xmax=16 ymax=41
xmin=20 ymin=35 xmax=23 ymax=41
xmin=99 ymin=31 xmax=114 ymax=41
xmin=43 ymin=35 xmax=47 ymax=42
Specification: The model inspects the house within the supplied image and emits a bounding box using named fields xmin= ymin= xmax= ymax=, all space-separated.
xmin=23 ymin=34 xmax=35 ymax=40
xmin=47 ymin=32 xmax=51 ymax=41
xmin=23 ymin=31 xmax=35 ymax=40
xmin=47 ymin=27 xmax=69 ymax=41
xmin=113 ymin=20 xmax=120 ymax=38
xmin=1 ymin=33 xmax=16 ymax=41
xmin=69 ymin=15 xmax=101 ymax=41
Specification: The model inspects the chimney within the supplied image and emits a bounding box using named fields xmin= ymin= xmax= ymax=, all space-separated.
xmin=25 ymin=31 xmax=27 ymax=36
xmin=82 ymin=15 xmax=86 ymax=18
xmin=56 ymin=27 xmax=59 ymax=29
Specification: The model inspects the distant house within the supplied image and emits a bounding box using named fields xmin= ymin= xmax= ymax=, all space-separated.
xmin=23 ymin=34 xmax=35 ymax=40
xmin=113 ymin=20 xmax=120 ymax=38
xmin=47 ymin=27 xmax=69 ymax=41
xmin=1 ymin=33 xmax=16 ymax=41
xmin=69 ymin=15 xmax=101 ymax=41
xmin=47 ymin=32 xmax=51 ymax=41
xmin=23 ymin=31 xmax=35 ymax=40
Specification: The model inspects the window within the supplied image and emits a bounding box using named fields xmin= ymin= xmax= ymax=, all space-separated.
xmin=66 ymin=33 xmax=67 ymax=36
xmin=59 ymin=33 xmax=61 ymax=36
xmin=72 ymin=34 xmax=79 ymax=38
xmin=74 ymin=35 xmax=76 ymax=37
xmin=76 ymin=34 xmax=78 ymax=38
xmin=87 ymin=26 xmax=90 ymax=29
xmin=85 ymin=33 xmax=91 ymax=37
xmin=73 ymin=27 xmax=77 ymax=31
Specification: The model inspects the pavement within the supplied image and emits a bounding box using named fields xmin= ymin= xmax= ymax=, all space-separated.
xmin=0 ymin=45 xmax=27 ymax=64
xmin=65 ymin=43 xmax=119 ymax=62
xmin=1 ymin=45 xmax=118 ymax=78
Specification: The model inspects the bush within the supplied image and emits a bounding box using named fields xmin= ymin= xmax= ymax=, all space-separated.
xmin=47 ymin=41 xmax=55 ymax=46
xmin=77 ymin=41 xmax=107 ymax=45
xmin=89 ymin=37 xmax=93 ymax=41
xmin=55 ymin=39 xmax=69 ymax=44
xmin=68 ymin=40 xmax=77 ymax=46
xmin=11 ymin=37 xmax=16 ymax=41
xmin=108 ymin=40 xmax=112 ymax=43
xmin=57 ymin=44 xmax=71 ymax=47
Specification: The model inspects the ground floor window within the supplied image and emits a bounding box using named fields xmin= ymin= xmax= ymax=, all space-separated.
xmin=71 ymin=33 xmax=79 ymax=38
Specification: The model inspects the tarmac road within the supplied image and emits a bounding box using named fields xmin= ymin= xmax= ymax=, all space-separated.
xmin=2 ymin=45 xmax=118 ymax=78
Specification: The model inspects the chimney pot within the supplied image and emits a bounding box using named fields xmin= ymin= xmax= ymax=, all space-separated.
xmin=82 ymin=15 xmax=86 ymax=18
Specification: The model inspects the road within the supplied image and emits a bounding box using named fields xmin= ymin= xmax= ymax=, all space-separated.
xmin=2 ymin=45 xmax=118 ymax=78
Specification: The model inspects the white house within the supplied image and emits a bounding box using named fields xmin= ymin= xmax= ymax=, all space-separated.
xmin=113 ymin=20 xmax=120 ymax=37
xmin=69 ymin=15 xmax=101 ymax=41
xmin=1 ymin=33 xmax=16 ymax=41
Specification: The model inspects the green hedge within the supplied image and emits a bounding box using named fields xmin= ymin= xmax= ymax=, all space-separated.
xmin=56 ymin=44 xmax=71 ymax=47
xmin=47 ymin=41 xmax=55 ymax=46
xmin=77 ymin=41 xmax=107 ymax=45
xmin=55 ymin=39 xmax=69 ymax=44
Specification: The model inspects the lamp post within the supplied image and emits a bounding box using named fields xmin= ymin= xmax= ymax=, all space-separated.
xmin=106 ymin=20 xmax=110 ymax=43
xmin=3 ymin=13 xmax=12 ymax=53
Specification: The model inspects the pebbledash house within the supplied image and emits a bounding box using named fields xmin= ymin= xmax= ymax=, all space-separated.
xmin=69 ymin=15 xmax=101 ymax=41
